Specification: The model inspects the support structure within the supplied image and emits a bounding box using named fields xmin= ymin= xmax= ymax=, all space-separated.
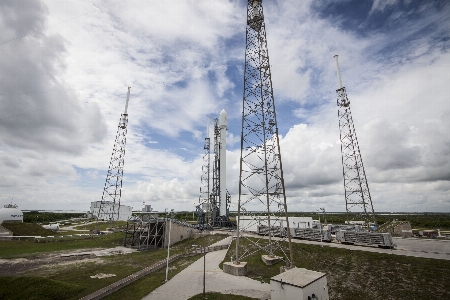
xmin=123 ymin=214 xmax=165 ymax=250
xmin=97 ymin=87 xmax=131 ymax=226
xmin=197 ymin=120 xmax=211 ymax=229
xmin=334 ymin=55 xmax=376 ymax=226
xmin=235 ymin=0 xmax=293 ymax=267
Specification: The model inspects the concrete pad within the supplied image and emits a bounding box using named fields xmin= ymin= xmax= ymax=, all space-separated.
xmin=223 ymin=262 xmax=248 ymax=276
xmin=261 ymin=254 xmax=281 ymax=265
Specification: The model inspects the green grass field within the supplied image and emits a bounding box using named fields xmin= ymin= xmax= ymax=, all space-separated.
xmin=1 ymin=222 xmax=54 ymax=236
xmin=0 ymin=233 xmax=228 ymax=300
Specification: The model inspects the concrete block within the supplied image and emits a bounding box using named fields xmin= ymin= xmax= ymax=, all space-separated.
xmin=223 ymin=262 xmax=248 ymax=276
xmin=262 ymin=254 xmax=281 ymax=265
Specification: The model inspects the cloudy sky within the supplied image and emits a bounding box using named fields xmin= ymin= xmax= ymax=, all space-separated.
xmin=0 ymin=0 xmax=448 ymax=213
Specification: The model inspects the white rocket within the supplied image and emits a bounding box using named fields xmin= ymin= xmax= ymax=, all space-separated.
xmin=219 ymin=109 xmax=228 ymax=216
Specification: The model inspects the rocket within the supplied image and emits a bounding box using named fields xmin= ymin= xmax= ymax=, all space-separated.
xmin=219 ymin=109 xmax=228 ymax=216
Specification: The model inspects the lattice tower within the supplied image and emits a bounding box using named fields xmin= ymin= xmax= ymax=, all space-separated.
xmin=334 ymin=55 xmax=376 ymax=225
xmin=197 ymin=130 xmax=210 ymax=228
xmin=97 ymin=87 xmax=131 ymax=225
xmin=235 ymin=0 xmax=293 ymax=266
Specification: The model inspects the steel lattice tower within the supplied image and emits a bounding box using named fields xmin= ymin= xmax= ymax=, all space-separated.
xmin=334 ymin=55 xmax=376 ymax=225
xmin=197 ymin=124 xmax=210 ymax=228
xmin=235 ymin=0 xmax=293 ymax=266
xmin=97 ymin=87 xmax=131 ymax=225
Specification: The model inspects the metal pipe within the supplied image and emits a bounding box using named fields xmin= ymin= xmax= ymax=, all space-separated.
xmin=124 ymin=86 xmax=131 ymax=115
xmin=333 ymin=55 xmax=344 ymax=89
xmin=165 ymin=209 xmax=172 ymax=282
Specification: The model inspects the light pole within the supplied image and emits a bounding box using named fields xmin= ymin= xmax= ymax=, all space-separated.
xmin=165 ymin=209 xmax=174 ymax=282
xmin=203 ymin=221 xmax=207 ymax=299
xmin=316 ymin=209 xmax=324 ymax=247
xmin=319 ymin=207 xmax=327 ymax=225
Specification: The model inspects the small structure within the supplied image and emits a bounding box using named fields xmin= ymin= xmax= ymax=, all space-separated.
xmin=271 ymin=268 xmax=329 ymax=300
xmin=90 ymin=201 xmax=132 ymax=221
xmin=393 ymin=222 xmax=413 ymax=238
xmin=223 ymin=261 xmax=248 ymax=276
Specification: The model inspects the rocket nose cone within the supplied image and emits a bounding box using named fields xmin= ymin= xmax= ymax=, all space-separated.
xmin=219 ymin=109 xmax=228 ymax=127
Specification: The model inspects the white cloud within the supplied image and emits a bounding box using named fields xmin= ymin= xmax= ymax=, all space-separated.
xmin=369 ymin=0 xmax=399 ymax=15
xmin=0 ymin=0 xmax=448 ymax=214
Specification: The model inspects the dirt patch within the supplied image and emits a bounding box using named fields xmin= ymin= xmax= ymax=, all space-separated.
xmin=0 ymin=247 xmax=113 ymax=276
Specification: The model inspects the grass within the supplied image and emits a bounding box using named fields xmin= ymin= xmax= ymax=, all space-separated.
xmin=221 ymin=238 xmax=450 ymax=300
xmin=0 ymin=233 xmax=228 ymax=300
xmin=102 ymin=254 xmax=201 ymax=300
xmin=188 ymin=292 xmax=257 ymax=299
xmin=72 ymin=221 xmax=127 ymax=231
xmin=102 ymin=233 xmax=229 ymax=300
xmin=0 ymin=277 xmax=84 ymax=300
xmin=1 ymin=222 xmax=54 ymax=236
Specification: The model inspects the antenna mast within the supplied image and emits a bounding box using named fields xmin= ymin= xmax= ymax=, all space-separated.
xmin=334 ymin=55 xmax=376 ymax=226
xmin=97 ymin=87 xmax=131 ymax=226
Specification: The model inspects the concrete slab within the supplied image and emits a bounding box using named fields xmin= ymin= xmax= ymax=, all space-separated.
xmin=261 ymin=254 xmax=281 ymax=265
xmin=223 ymin=261 xmax=248 ymax=276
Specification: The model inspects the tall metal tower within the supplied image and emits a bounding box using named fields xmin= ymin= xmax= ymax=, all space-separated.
xmin=97 ymin=87 xmax=131 ymax=225
xmin=334 ymin=55 xmax=376 ymax=225
xmin=235 ymin=0 xmax=293 ymax=266
xmin=197 ymin=120 xmax=211 ymax=228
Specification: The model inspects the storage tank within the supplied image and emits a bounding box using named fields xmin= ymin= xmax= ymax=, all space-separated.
xmin=0 ymin=204 xmax=23 ymax=224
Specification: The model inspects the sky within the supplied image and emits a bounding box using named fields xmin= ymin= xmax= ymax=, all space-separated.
xmin=0 ymin=0 xmax=449 ymax=213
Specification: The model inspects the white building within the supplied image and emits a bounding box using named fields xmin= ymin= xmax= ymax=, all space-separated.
xmin=271 ymin=268 xmax=329 ymax=300
xmin=90 ymin=201 xmax=132 ymax=221
xmin=0 ymin=204 xmax=23 ymax=224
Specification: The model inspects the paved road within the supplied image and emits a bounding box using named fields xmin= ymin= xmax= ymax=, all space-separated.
xmin=235 ymin=231 xmax=450 ymax=261
xmin=142 ymin=236 xmax=271 ymax=300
